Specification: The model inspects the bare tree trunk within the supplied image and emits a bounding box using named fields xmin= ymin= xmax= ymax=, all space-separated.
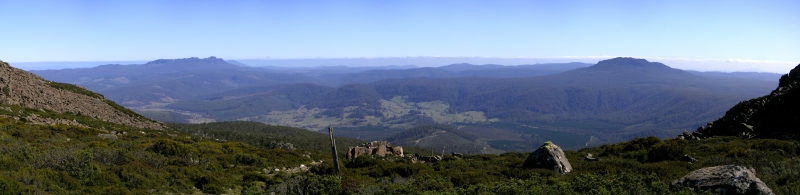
xmin=328 ymin=126 xmax=341 ymax=179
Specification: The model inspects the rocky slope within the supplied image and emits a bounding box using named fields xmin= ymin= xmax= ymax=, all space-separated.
xmin=691 ymin=63 xmax=800 ymax=139
xmin=0 ymin=60 xmax=163 ymax=129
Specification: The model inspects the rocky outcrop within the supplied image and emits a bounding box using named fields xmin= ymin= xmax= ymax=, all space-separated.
xmin=691 ymin=63 xmax=800 ymax=140
xmin=414 ymin=154 xmax=442 ymax=163
xmin=346 ymin=141 xmax=404 ymax=159
xmin=671 ymin=165 xmax=773 ymax=195
xmin=523 ymin=141 xmax=572 ymax=174
xmin=679 ymin=130 xmax=701 ymax=140
xmin=0 ymin=61 xmax=163 ymax=129
xmin=266 ymin=141 xmax=296 ymax=151
xmin=0 ymin=112 xmax=87 ymax=128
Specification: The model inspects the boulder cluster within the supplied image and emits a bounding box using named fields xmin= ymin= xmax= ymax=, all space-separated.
xmin=0 ymin=61 xmax=163 ymax=129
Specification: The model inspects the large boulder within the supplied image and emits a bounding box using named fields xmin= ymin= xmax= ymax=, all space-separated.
xmin=522 ymin=141 xmax=572 ymax=174
xmin=671 ymin=165 xmax=773 ymax=195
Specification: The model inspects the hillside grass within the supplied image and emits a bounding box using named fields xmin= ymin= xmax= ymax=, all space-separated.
xmin=331 ymin=136 xmax=799 ymax=194
xmin=47 ymin=81 xmax=158 ymax=124
xmin=0 ymin=106 xmax=317 ymax=194
xmin=1 ymin=101 xmax=798 ymax=194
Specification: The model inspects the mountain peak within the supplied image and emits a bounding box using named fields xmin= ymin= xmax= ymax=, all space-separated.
xmin=592 ymin=57 xmax=670 ymax=69
xmin=145 ymin=56 xmax=227 ymax=65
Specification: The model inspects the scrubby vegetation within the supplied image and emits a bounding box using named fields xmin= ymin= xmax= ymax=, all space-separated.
xmin=47 ymin=81 xmax=156 ymax=123
xmin=2 ymin=103 xmax=799 ymax=194
xmin=0 ymin=106 xmax=314 ymax=194
xmin=169 ymin=121 xmax=366 ymax=155
xmin=325 ymin=136 xmax=799 ymax=194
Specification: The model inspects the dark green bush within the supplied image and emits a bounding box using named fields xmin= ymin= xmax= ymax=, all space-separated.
xmin=647 ymin=139 xmax=687 ymax=162
xmin=148 ymin=139 xmax=194 ymax=157
xmin=235 ymin=153 xmax=263 ymax=166
xmin=346 ymin=155 xmax=381 ymax=168
xmin=0 ymin=176 xmax=22 ymax=195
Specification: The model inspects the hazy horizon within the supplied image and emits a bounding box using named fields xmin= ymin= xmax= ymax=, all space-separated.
xmin=8 ymin=56 xmax=793 ymax=74
xmin=2 ymin=1 xmax=798 ymax=73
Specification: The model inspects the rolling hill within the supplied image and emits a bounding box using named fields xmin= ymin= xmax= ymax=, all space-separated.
xmin=385 ymin=124 xmax=501 ymax=154
xmin=31 ymin=57 xmax=321 ymax=107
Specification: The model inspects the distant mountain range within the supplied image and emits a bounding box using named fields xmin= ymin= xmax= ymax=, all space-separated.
xmin=32 ymin=57 xmax=321 ymax=107
xmin=31 ymin=57 xmax=597 ymax=107
xmin=31 ymin=56 xmax=782 ymax=150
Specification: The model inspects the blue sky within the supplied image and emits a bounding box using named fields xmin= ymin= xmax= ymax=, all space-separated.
xmin=1 ymin=1 xmax=798 ymax=72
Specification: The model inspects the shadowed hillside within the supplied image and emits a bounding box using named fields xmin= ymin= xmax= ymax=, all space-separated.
xmin=691 ymin=63 xmax=800 ymax=139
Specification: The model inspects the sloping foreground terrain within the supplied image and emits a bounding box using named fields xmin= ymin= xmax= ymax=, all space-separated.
xmin=0 ymin=61 xmax=348 ymax=194
xmin=1 ymin=59 xmax=798 ymax=194
xmin=0 ymin=61 xmax=162 ymax=130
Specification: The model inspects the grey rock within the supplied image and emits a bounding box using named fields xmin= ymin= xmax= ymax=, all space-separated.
xmin=523 ymin=141 xmax=572 ymax=174
xmin=671 ymin=165 xmax=773 ymax=195
xmin=347 ymin=141 xmax=404 ymax=159
xmin=97 ymin=133 xmax=118 ymax=140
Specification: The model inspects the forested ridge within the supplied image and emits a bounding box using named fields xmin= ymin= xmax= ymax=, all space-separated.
xmin=165 ymin=58 xmax=775 ymax=143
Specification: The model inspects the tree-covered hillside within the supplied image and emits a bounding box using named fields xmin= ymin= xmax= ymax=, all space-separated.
xmin=165 ymin=58 xmax=775 ymax=144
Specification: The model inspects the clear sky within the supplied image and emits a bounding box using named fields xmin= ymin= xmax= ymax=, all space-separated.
xmin=1 ymin=1 xmax=798 ymax=72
